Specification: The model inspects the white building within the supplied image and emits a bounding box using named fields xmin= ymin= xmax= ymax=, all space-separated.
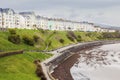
xmin=36 ymin=16 xmax=50 ymax=30
xmin=14 ymin=14 xmax=26 ymax=29
xmin=0 ymin=8 xmax=15 ymax=29
xmin=0 ymin=8 xmax=2 ymax=28
xmin=19 ymin=12 xmax=37 ymax=29
xmin=79 ymin=22 xmax=96 ymax=32
xmin=0 ymin=8 xmax=116 ymax=32
xmin=108 ymin=29 xmax=116 ymax=32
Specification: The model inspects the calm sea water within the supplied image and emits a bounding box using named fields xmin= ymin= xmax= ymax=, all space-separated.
xmin=70 ymin=43 xmax=120 ymax=80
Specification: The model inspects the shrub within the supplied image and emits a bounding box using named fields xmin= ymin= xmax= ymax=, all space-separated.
xmin=53 ymin=31 xmax=57 ymax=34
xmin=33 ymin=35 xmax=39 ymax=42
xmin=8 ymin=34 xmax=21 ymax=44
xmin=48 ymin=41 xmax=52 ymax=47
xmin=9 ymin=29 xmax=16 ymax=34
xmin=40 ymin=29 xmax=45 ymax=34
xmin=23 ymin=35 xmax=34 ymax=46
xmin=59 ymin=38 xmax=64 ymax=44
xmin=67 ymin=34 xmax=74 ymax=42
xmin=8 ymin=29 xmax=21 ymax=44
xmin=34 ymin=60 xmax=47 ymax=80
xmin=66 ymin=31 xmax=77 ymax=42
xmin=77 ymin=35 xmax=82 ymax=42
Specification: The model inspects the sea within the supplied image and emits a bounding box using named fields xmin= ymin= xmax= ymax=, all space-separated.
xmin=70 ymin=43 xmax=120 ymax=80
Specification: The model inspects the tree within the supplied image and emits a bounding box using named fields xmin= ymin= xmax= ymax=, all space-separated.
xmin=8 ymin=35 xmax=21 ymax=44
xmin=9 ymin=29 xmax=16 ymax=34
xmin=8 ymin=29 xmax=21 ymax=44
xmin=66 ymin=31 xmax=77 ymax=42
xmin=59 ymin=38 xmax=64 ymax=44
xmin=33 ymin=35 xmax=40 ymax=42
xmin=23 ymin=35 xmax=34 ymax=46
xmin=77 ymin=35 xmax=82 ymax=42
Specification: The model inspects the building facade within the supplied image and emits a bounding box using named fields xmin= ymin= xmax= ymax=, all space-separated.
xmin=0 ymin=8 xmax=15 ymax=29
xmin=0 ymin=8 xmax=116 ymax=32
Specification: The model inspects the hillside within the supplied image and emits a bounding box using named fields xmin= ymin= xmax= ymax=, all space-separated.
xmin=0 ymin=29 xmax=103 ymax=51
xmin=0 ymin=52 xmax=52 ymax=80
xmin=0 ymin=29 xmax=119 ymax=80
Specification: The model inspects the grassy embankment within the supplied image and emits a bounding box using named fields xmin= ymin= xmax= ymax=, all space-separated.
xmin=0 ymin=29 xmax=103 ymax=51
xmin=0 ymin=52 xmax=52 ymax=80
xmin=0 ymin=29 xmax=119 ymax=80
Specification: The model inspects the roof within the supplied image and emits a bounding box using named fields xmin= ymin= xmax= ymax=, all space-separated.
xmin=0 ymin=8 xmax=15 ymax=14
xmin=19 ymin=12 xmax=35 ymax=16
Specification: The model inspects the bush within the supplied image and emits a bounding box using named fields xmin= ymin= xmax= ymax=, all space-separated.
xmin=67 ymin=34 xmax=74 ymax=42
xmin=66 ymin=31 xmax=77 ymax=42
xmin=23 ymin=35 xmax=34 ymax=46
xmin=34 ymin=60 xmax=47 ymax=80
xmin=40 ymin=29 xmax=45 ymax=34
xmin=8 ymin=34 xmax=21 ymax=44
xmin=33 ymin=35 xmax=39 ymax=42
xmin=59 ymin=38 xmax=64 ymax=44
xmin=9 ymin=29 xmax=16 ymax=34
xmin=77 ymin=35 xmax=82 ymax=42
xmin=48 ymin=41 xmax=52 ymax=47
xmin=8 ymin=29 xmax=21 ymax=44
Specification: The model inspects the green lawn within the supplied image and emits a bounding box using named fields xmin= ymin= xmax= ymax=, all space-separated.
xmin=0 ymin=29 xmax=119 ymax=80
xmin=0 ymin=52 xmax=52 ymax=80
xmin=0 ymin=29 xmax=75 ymax=51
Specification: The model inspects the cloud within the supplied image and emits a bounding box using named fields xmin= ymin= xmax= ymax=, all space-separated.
xmin=1 ymin=0 xmax=120 ymax=10
xmin=0 ymin=0 xmax=120 ymax=26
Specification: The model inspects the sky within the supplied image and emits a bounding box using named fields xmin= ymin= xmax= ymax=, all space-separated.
xmin=1 ymin=0 xmax=120 ymax=27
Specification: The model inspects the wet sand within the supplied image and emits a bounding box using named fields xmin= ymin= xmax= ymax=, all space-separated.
xmin=51 ymin=46 xmax=98 ymax=80
xmin=51 ymin=53 xmax=80 ymax=80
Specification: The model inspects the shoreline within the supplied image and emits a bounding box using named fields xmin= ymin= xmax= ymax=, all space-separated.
xmin=51 ymin=46 xmax=97 ymax=80
xmin=41 ymin=40 xmax=120 ymax=80
xmin=51 ymin=52 xmax=80 ymax=80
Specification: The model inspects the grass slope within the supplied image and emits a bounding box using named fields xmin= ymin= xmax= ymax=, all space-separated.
xmin=0 ymin=52 xmax=52 ymax=80
xmin=0 ymin=29 xmax=103 ymax=80
xmin=0 ymin=29 xmax=76 ymax=51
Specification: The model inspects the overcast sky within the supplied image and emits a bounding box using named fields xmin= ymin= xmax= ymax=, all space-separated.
xmin=1 ymin=0 xmax=120 ymax=27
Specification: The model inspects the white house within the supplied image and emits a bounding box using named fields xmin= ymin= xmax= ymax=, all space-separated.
xmin=79 ymin=22 xmax=96 ymax=32
xmin=0 ymin=8 xmax=15 ymax=29
xmin=0 ymin=8 xmax=2 ymax=28
xmin=14 ymin=14 xmax=26 ymax=29
xmin=19 ymin=12 xmax=37 ymax=29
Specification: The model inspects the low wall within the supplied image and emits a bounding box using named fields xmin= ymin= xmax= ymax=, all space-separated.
xmin=0 ymin=50 xmax=24 ymax=58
